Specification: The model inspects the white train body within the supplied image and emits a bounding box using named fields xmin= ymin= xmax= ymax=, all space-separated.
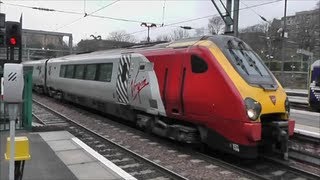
xmin=23 ymin=51 xmax=166 ymax=120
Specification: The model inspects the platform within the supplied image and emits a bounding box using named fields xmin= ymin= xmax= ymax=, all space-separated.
xmin=0 ymin=131 xmax=136 ymax=180
xmin=291 ymin=109 xmax=320 ymax=139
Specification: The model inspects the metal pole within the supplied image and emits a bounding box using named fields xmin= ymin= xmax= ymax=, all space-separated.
xmin=10 ymin=47 xmax=14 ymax=61
xmin=233 ymin=0 xmax=240 ymax=37
xmin=226 ymin=0 xmax=232 ymax=33
xmin=8 ymin=104 xmax=18 ymax=180
xmin=147 ymin=27 xmax=150 ymax=42
xmin=68 ymin=35 xmax=73 ymax=54
xmin=19 ymin=15 xmax=22 ymax=63
xmin=280 ymin=0 xmax=287 ymax=83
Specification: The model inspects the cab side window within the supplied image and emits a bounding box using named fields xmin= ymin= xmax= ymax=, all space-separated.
xmin=191 ymin=55 xmax=208 ymax=73
xmin=85 ymin=64 xmax=97 ymax=80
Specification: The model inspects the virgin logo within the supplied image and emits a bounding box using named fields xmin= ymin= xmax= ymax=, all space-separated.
xmin=269 ymin=95 xmax=276 ymax=105
xmin=131 ymin=79 xmax=149 ymax=100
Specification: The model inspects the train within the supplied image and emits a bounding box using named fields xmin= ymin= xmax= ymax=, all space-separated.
xmin=308 ymin=60 xmax=320 ymax=111
xmin=23 ymin=36 xmax=295 ymax=159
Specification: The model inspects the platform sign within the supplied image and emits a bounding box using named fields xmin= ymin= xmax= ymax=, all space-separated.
xmin=297 ymin=49 xmax=313 ymax=56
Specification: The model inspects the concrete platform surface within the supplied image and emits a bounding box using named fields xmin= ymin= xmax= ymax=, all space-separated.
xmin=0 ymin=131 xmax=77 ymax=180
xmin=1 ymin=131 xmax=137 ymax=180
xmin=291 ymin=109 xmax=320 ymax=138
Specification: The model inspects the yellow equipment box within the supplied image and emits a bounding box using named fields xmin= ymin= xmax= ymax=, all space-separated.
xmin=5 ymin=136 xmax=31 ymax=161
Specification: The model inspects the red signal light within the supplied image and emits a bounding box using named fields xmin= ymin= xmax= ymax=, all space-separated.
xmin=10 ymin=37 xmax=17 ymax=45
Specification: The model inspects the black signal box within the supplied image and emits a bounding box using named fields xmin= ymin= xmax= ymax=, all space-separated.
xmin=5 ymin=21 xmax=21 ymax=47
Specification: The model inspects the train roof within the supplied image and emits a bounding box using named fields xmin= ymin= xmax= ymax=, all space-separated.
xmin=311 ymin=60 xmax=320 ymax=68
xmin=23 ymin=35 xmax=247 ymax=63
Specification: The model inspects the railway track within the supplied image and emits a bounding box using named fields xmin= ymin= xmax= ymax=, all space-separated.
xmin=197 ymin=151 xmax=320 ymax=180
xmin=32 ymin=94 xmax=320 ymax=180
xmin=33 ymin=100 xmax=186 ymax=180
xmin=289 ymin=133 xmax=320 ymax=167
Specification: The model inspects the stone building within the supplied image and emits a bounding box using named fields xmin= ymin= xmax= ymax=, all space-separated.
xmin=22 ymin=29 xmax=72 ymax=51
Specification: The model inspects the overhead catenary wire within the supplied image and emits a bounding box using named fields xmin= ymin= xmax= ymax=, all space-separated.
xmin=54 ymin=0 xmax=120 ymax=31
xmin=241 ymin=1 xmax=268 ymax=22
xmin=2 ymin=0 xmax=162 ymax=30
xmin=2 ymin=0 xmax=283 ymax=35
xmin=129 ymin=0 xmax=282 ymax=35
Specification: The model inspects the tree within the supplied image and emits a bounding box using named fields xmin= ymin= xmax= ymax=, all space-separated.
xmin=171 ymin=29 xmax=190 ymax=40
xmin=208 ymin=16 xmax=224 ymax=35
xmin=107 ymin=30 xmax=136 ymax=43
xmin=239 ymin=22 xmax=269 ymax=33
xmin=155 ymin=34 xmax=172 ymax=42
xmin=194 ymin=27 xmax=205 ymax=37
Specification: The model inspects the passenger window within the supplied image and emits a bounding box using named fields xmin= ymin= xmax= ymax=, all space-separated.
xmin=75 ymin=65 xmax=85 ymax=79
xmin=65 ymin=65 xmax=75 ymax=78
xmin=191 ymin=55 xmax=208 ymax=73
xmin=59 ymin=66 xmax=65 ymax=77
xmin=85 ymin=64 xmax=97 ymax=80
xmin=37 ymin=66 xmax=42 ymax=75
xmin=97 ymin=63 xmax=113 ymax=82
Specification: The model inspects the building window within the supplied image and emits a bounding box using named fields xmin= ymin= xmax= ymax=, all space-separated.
xmin=65 ymin=65 xmax=75 ymax=78
xmin=97 ymin=63 xmax=113 ymax=82
xmin=74 ymin=64 xmax=85 ymax=79
xmin=191 ymin=55 xmax=208 ymax=73
xmin=84 ymin=64 xmax=97 ymax=80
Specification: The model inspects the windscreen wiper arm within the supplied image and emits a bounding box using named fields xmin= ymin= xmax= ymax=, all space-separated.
xmin=229 ymin=49 xmax=249 ymax=75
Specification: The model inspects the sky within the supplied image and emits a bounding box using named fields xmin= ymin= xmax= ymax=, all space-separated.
xmin=0 ymin=0 xmax=319 ymax=44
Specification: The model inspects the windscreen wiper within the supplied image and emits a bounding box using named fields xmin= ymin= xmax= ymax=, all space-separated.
xmin=229 ymin=49 xmax=249 ymax=75
xmin=240 ymin=50 xmax=263 ymax=76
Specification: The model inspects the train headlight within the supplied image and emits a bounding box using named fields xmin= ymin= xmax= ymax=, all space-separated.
xmin=285 ymin=97 xmax=290 ymax=114
xmin=245 ymin=98 xmax=262 ymax=121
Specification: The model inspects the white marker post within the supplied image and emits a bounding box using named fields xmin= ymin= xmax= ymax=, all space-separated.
xmin=3 ymin=64 xmax=24 ymax=180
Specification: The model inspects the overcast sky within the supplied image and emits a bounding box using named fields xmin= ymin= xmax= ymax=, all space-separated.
xmin=1 ymin=0 xmax=319 ymax=44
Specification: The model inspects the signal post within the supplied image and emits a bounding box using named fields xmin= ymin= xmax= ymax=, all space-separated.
xmin=0 ymin=13 xmax=31 ymax=180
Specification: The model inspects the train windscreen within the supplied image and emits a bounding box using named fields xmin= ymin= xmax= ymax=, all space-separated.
xmin=210 ymin=36 xmax=278 ymax=90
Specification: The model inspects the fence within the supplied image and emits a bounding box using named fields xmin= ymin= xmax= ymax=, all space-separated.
xmin=0 ymin=47 xmax=72 ymax=61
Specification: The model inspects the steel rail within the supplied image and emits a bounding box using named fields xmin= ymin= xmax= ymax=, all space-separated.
xmin=32 ymin=99 xmax=188 ymax=180
xmin=196 ymin=152 xmax=269 ymax=180
xmin=262 ymin=155 xmax=320 ymax=180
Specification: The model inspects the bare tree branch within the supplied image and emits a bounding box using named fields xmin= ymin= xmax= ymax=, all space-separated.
xmin=107 ymin=30 xmax=136 ymax=43
xmin=208 ymin=16 xmax=224 ymax=35
xmin=156 ymin=34 xmax=172 ymax=42
xmin=171 ymin=29 xmax=190 ymax=40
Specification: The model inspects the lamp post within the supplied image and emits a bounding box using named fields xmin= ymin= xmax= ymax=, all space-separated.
xmin=141 ymin=23 xmax=157 ymax=42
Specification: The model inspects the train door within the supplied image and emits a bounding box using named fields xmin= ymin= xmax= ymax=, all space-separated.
xmin=115 ymin=54 xmax=131 ymax=105
xmin=44 ymin=59 xmax=50 ymax=93
xmin=164 ymin=53 xmax=185 ymax=116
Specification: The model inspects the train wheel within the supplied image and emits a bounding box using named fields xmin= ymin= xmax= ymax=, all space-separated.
xmin=145 ymin=117 xmax=155 ymax=134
